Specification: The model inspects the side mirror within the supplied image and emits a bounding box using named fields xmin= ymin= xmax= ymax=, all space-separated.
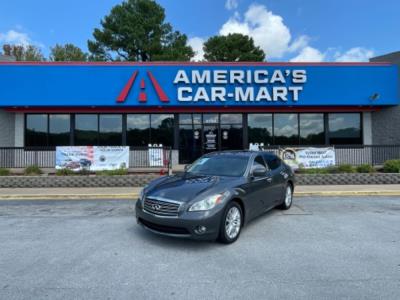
xmin=184 ymin=164 xmax=191 ymax=171
xmin=252 ymin=165 xmax=267 ymax=177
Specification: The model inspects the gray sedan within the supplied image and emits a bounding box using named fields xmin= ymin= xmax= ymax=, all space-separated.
xmin=136 ymin=151 xmax=295 ymax=243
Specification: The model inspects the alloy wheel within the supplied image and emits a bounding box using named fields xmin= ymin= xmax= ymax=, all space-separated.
xmin=225 ymin=206 xmax=241 ymax=240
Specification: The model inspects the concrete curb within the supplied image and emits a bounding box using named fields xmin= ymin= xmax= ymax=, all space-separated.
xmin=0 ymin=194 xmax=139 ymax=201
xmin=1 ymin=191 xmax=400 ymax=201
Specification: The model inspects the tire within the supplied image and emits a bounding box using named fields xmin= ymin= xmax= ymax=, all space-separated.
xmin=277 ymin=183 xmax=293 ymax=210
xmin=218 ymin=202 xmax=243 ymax=244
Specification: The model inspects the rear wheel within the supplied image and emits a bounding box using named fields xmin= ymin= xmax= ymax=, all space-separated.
xmin=277 ymin=184 xmax=293 ymax=210
xmin=218 ymin=202 xmax=242 ymax=244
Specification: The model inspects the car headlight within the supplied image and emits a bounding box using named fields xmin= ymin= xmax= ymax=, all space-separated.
xmin=139 ymin=185 xmax=148 ymax=203
xmin=188 ymin=191 xmax=230 ymax=212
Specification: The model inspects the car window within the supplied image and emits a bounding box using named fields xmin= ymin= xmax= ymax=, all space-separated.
xmin=187 ymin=155 xmax=249 ymax=177
xmin=251 ymin=155 xmax=267 ymax=171
xmin=264 ymin=154 xmax=282 ymax=170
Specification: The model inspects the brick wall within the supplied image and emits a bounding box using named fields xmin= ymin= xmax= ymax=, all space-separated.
xmin=370 ymin=52 xmax=400 ymax=144
xmin=0 ymin=109 xmax=15 ymax=147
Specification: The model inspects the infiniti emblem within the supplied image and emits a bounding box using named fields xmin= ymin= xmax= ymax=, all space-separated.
xmin=152 ymin=204 xmax=161 ymax=211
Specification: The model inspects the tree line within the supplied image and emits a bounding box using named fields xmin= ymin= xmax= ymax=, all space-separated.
xmin=1 ymin=0 xmax=265 ymax=62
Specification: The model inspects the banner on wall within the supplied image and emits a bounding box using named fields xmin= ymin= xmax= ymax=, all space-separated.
xmin=56 ymin=146 xmax=129 ymax=171
xmin=281 ymin=147 xmax=335 ymax=170
xmin=148 ymin=146 xmax=164 ymax=167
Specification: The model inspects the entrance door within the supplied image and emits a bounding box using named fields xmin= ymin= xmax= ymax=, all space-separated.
xmin=203 ymin=124 xmax=219 ymax=154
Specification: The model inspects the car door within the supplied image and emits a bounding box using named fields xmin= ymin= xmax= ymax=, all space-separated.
xmin=263 ymin=154 xmax=286 ymax=205
xmin=242 ymin=155 xmax=274 ymax=219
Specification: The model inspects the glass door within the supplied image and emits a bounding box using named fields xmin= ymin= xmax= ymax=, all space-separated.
xmin=203 ymin=124 xmax=219 ymax=153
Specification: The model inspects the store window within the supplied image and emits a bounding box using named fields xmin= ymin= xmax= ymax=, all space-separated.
xmin=26 ymin=114 xmax=48 ymax=147
xmin=274 ymin=114 xmax=299 ymax=145
xmin=49 ymin=115 xmax=70 ymax=146
xmin=203 ymin=114 xmax=218 ymax=124
xmin=221 ymin=114 xmax=243 ymax=150
xmin=99 ymin=114 xmax=122 ymax=146
xmin=127 ymin=114 xmax=150 ymax=147
xmin=248 ymin=114 xmax=273 ymax=146
xmin=75 ymin=114 xmax=98 ymax=146
xmin=150 ymin=114 xmax=174 ymax=147
xmin=299 ymin=114 xmax=324 ymax=145
xmin=178 ymin=114 xmax=202 ymax=163
xmin=328 ymin=113 xmax=362 ymax=144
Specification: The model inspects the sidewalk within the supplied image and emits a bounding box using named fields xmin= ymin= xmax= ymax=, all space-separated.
xmin=1 ymin=185 xmax=400 ymax=200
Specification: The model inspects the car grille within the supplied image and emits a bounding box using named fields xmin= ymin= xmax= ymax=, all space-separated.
xmin=143 ymin=197 xmax=180 ymax=217
xmin=138 ymin=218 xmax=190 ymax=235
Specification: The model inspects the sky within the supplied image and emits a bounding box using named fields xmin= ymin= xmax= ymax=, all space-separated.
xmin=0 ymin=0 xmax=399 ymax=62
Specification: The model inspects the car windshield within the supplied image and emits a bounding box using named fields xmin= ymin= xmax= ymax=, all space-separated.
xmin=187 ymin=155 xmax=249 ymax=177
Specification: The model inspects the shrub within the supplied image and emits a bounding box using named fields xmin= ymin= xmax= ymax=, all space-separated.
xmin=336 ymin=164 xmax=355 ymax=173
xmin=356 ymin=164 xmax=375 ymax=173
xmin=77 ymin=169 xmax=91 ymax=176
xmin=96 ymin=168 xmax=128 ymax=176
xmin=56 ymin=168 xmax=75 ymax=176
xmin=0 ymin=168 xmax=10 ymax=176
xmin=383 ymin=159 xmax=400 ymax=173
xmin=24 ymin=165 xmax=43 ymax=175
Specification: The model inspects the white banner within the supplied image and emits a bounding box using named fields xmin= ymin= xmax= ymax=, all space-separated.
xmin=281 ymin=147 xmax=335 ymax=170
xmin=56 ymin=146 xmax=129 ymax=171
xmin=148 ymin=147 xmax=164 ymax=167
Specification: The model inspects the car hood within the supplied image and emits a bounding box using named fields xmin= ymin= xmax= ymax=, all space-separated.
xmin=146 ymin=173 xmax=238 ymax=203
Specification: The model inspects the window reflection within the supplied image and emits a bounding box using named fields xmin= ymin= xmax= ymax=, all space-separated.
xmin=248 ymin=114 xmax=273 ymax=146
xmin=179 ymin=114 xmax=192 ymax=124
xmin=49 ymin=115 xmax=70 ymax=146
xmin=300 ymin=114 xmax=324 ymax=145
xmin=151 ymin=114 xmax=174 ymax=147
xmin=75 ymin=114 xmax=98 ymax=146
xmin=274 ymin=114 xmax=298 ymax=145
xmin=127 ymin=114 xmax=150 ymax=147
xmin=329 ymin=113 xmax=362 ymax=144
xmin=26 ymin=114 xmax=48 ymax=147
xmin=220 ymin=114 xmax=242 ymax=124
xmin=99 ymin=115 xmax=122 ymax=146
xmin=203 ymin=114 xmax=218 ymax=124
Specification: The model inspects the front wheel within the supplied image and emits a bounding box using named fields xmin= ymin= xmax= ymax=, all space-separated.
xmin=218 ymin=202 xmax=242 ymax=244
xmin=277 ymin=184 xmax=293 ymax=210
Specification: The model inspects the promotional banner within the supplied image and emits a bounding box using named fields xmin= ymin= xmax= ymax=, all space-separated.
xmin=56 ymin=146 xmax=129 ymax=171
xmin=281 ymin=147 xmax=335 ymax=170
xmin=148 ymin=147 xmax=164 ymax=167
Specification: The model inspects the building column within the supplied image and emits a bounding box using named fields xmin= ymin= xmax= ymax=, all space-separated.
xmin=363 ymin=112 xmax=372 ymax=145
xmin=14 ymin=113 xmax=24 ymax=147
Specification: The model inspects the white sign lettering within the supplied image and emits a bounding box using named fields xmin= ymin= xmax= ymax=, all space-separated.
xmin=173 ymin=69 xmax=307 ymax=103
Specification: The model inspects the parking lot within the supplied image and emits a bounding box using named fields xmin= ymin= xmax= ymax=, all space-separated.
xmin=0 ymin=196 xmax=399 ymax=300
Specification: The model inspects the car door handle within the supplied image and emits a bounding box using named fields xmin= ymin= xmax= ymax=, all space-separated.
xmin=266 ymin=177 xmax=273 ymax=183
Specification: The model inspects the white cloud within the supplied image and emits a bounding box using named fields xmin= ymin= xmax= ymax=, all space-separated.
xmin=219 ymin=4 xmax=291 ymax=59
xmin=288 ymin=35 xmax=310 ymax=53
xmin=188 ymin=37 xmax=205 ymax=61
xmin=225 ymin=0 xmax=239 ymax=10
xmin=187 ymin=3 xmax=373 ymax=63
xmin=0 ymin=30 xmax=31 ymax=46
xmin=0 ymin=29 xmax=44 ymax=50
xmin=290 ymin=46 xmax=325 ymax=62
xmin=334 ymin=47 xmax=374 ymax=62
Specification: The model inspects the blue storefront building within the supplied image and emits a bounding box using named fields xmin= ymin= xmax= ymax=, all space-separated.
xmin=0 ymin=59 xmax=399 ymax=163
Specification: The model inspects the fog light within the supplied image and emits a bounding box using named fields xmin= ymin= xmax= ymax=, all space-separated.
xmin=194 ymin=226 xmax=207 ymax=235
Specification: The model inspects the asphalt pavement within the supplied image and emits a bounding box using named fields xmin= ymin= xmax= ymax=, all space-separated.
xmin=0 ymin=197 xmax=399 ymax=299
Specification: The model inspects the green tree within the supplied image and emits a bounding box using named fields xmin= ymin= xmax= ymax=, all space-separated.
xmin=87 ymin=0 xmax=193 ymax=61
xmin=50 ymin=43 xmax=88 ymax=61
xmin=2 ymin=44 xmax=45 ymax=61
xmin=203 ymin=33 xmax=265 ymax=62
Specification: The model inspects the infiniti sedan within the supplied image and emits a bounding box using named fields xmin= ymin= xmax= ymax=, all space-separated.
xmin=136 ymin=151 xmax=295 ymax=244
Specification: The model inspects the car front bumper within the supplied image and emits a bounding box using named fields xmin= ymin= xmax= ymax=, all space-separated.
xmin=135 ymin=199 xmax=224 ymax=241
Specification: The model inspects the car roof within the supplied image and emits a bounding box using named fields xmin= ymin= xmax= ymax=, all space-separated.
xmin=204 ymin=150 xmax=278 ymax=158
